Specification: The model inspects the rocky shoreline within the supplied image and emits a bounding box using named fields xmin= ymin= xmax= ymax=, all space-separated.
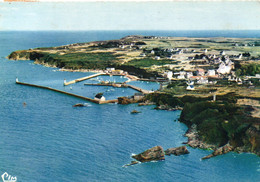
xmin=183 ymin=123 xmax=260 ymax=159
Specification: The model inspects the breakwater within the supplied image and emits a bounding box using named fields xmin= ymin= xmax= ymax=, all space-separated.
xmin=16 ymin=81 xmax=118 ymax=104
xmin=64 ymin=72 xmax=105 ymax=86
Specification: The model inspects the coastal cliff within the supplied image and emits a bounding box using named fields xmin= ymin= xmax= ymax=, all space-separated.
xmin=144 ymin=92 xmax=260 ymax=157
xmin=180 ymin=100 xmax=260 ymax=157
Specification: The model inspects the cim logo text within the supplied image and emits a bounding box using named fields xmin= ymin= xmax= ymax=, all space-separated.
xmin=1 ymin=172 xmax=17 ymax=182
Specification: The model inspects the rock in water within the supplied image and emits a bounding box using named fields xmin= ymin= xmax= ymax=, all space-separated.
xmin=164 ymin=146 xmax=190 ymax=156
xmin=131 ymin=110 xmax=141 ymax=114
xmin=73 ymin=103 xmax=85 ymax=107
xmin=122 ymin=161 xmax=140 ymax=167
xmin=132 ymin=146 xmax=165 ymax=162
xmin=202 ymin=143 xmax=234 ymax=160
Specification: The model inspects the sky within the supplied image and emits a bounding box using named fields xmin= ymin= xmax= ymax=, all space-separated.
xmin=0 ymin=1 xmax=260 ymax=31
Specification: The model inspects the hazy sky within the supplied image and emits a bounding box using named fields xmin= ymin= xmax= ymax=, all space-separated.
xmin=0 ymin=1 xmax=260 ymax=31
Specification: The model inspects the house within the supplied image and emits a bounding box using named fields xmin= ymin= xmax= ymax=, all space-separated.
xmin=139 ymin=53 xmax=146 ymax=57
xmin=112 ymin=70 xmax=124 ymax=75
xmin=167 ymin=55 xmax=173 ymax=59
xmin=133 ymin=93 xmax=144 ymax=100
xmin=186 ymin=80 xmax=195 ymax=90
xmin=186 ymin=85 xmax=195 ymax=90
xmin=207 ymin=70 xmax=216 ymax=76
xmin=94 ymin=93 xmax=106 ymax=101
xmin=166 ymin=71 xmax=173 ymax=80
xmin=197 ymin=77 xmax=208 ymax=84
xmin=186 ymin=72 xmax=193 ymax=79
xmin=217 ymin=62 xmax=232 ymax=74
xmin=155 ymin=56 xmax=160 ymax=60
xmin=220 ymin=51 xmax=225 ymax=55
xmin=177 ymin=71 xmax=186 ymax=79
xmin=197 ymin=69 xmax=205 ymax=76
xmin=106 ymin=67 xmax=115 ymax=72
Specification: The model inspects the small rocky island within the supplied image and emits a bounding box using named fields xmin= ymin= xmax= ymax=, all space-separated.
xmin=123 ymin=145 xmax=189 ymax=167
xmin=8 ymin=35 xmax=260 ymax=158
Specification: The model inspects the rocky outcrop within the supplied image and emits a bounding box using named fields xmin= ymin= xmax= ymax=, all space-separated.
xmin=125 ymin=145 xmax=190 ymax=166
xmin=8 ymin=51 xmax=45 ymax=61
xmin=73 ymin=103 xmax=85 ymax=107
xmin=155 ymin=104 xmax=183 ymax=111
xmin=122 ymin=161 xmax=140 ymax=167
xmin=164 ymin=146 xmax=189 ymax=156
xmin=118 ymin=97 xmax=137 ymax=105
xmin=138 ymin=101 xmax=155 ymax=106
xmin=131 ymin=110 xmax=141 ymax=114
xmin=132 ymin=146 xmax=165 ymax=162
xmin=184 ymin=124 xmax=216 ymax=150
xmin=202 ymin=143 xmax=234 ymax=160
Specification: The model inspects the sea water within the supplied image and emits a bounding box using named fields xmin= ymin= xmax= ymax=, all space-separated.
xmin=0 ymin=31 xmax=259 ymax=182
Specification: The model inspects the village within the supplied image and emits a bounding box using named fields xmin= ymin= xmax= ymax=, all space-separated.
xmin=100 ymin=35 xmax=260 ymax=92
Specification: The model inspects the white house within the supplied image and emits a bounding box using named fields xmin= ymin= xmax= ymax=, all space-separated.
xmin=186 ymin=85 xmax=195 ymax=90
xmin=106 ymin=67 xmax=115 ymax=72
xmin=220 ymin=51 xmax=226 ymax=55
xmin=186 ymin=72 xmax=193 ymax=79
xmin=207 ymin=70 xmax=216 ymax=76
xmin=186 ymin=81 xmax=195 ymax=90
xmin=217 ymin=62 xmax=232 ymax=74
xmin=166 ymin=71 xmax=173 ymax=80
xmin=197 ymin=77 xmax=208 ymax=84
xmin=197 ymin=69 xmax=205 ymax=76
xmin=155 ymin=56 xmax=160 ymax=60
xmin=139 ymin=53 xmax=146 ymax=57
xmin=177 ymin=71 xmax=186 ymax=79
xmin=94 ymin=93 xmax=106 ymax=101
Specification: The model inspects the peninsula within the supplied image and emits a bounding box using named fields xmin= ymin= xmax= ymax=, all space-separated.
xmin=8 ymin=35 xmax=260 ymax=158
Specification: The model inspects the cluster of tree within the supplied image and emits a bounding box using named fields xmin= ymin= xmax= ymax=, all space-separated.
xmin=143 ymin=48 xmax=173 ymax=58
xmin=235 ymin=63 xmax=260 ymax=76
xmin=242 ymin=52 xmax=251 ymax=57
xmin=115 ymin=65 xmax=159 ymax=78
xmin=135 ymin=41 xmax=146 ymax=45
xmin=145 ymin=93 xmax=184 ymax=108
xmin=254 ymin=41 xmax=260 ymax=46
xmin=194 ymin=54 xmax=208 ymax=60
xmin=166 ymin=80 xmax=187 ymax=88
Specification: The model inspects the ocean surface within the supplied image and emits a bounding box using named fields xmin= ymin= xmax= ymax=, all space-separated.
xmin=0 ymin=31 xmax=259 ymax=182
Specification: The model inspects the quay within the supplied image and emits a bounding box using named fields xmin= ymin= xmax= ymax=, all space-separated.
xmin=84 ymin=83 xmax=151 ymax=94
xmin=63 ymin=72 xmax=140 ymax=86
xmin=16 ymin=81 xmax=118 ymax=104
xmin=64 ymin=72 xmax=105 ymax=86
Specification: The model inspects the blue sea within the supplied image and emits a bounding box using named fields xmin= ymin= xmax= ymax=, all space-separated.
xmin=0 ymin=31 xmax=259 ymax=182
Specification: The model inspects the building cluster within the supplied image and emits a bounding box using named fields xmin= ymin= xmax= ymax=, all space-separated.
xmin=157 ymin=47 xmax=259 ymax=90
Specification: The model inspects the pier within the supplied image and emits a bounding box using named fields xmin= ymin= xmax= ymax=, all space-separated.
xmin=64 ymin=72 xmax=105 ymax=86
xmin=16 ymin=81 xmax=118 ymax=104
xmin=84 ymin=83 xmax=151 ymax=94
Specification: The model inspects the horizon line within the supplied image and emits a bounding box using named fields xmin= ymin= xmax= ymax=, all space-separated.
xmin=1 ymin=29 xmax=260 ymax=31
